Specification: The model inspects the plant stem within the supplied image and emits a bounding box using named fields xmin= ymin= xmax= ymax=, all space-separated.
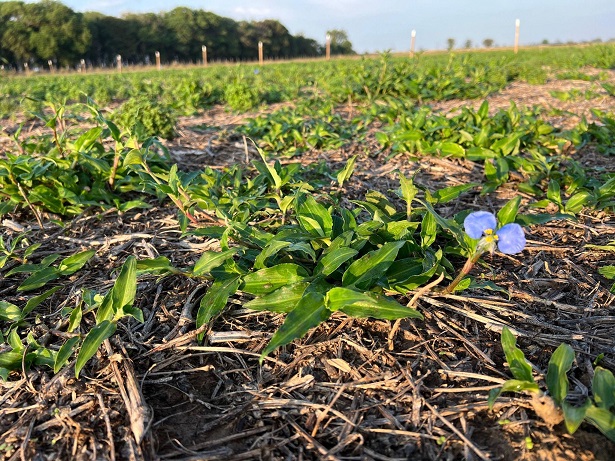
xmin=442 ymin=251 xmax=483 ymax=294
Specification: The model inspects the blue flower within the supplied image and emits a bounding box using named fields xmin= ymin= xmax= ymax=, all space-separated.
xmin=464 ymin=211 xmax=526 ymax=255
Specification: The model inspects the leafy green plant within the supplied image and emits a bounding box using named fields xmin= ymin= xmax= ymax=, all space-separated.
xmin=0 ymin=257 xmax=141 ymax=380
xmin=113 ymin=97 xmax=177 ymax=140
xmin=0 ymin=232 xmax=40 ymax=270
xmin=4 ymin=249 xmax=95 ymax=291
xmin=224 ymin=77 xmax=262 ymax=112
xmin=489 ymin=327 xmax=615 ymax=442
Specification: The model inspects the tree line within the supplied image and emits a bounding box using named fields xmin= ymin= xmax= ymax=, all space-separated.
xmin=0 ymin=1 xmax=355 ymax=70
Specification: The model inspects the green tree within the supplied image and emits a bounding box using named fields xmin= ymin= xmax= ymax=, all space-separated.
xmin=464 ymin=39 xmax=472 ymax=49
xmin=483 ymin=38 xmax=494 ymax=48
xmin=27 ymin=0 xmax=91 ymax=67
xmin=446 ymin=38 xmax=455 ymax=51
xmin=327 ymin=29 xmax=355 ymax=55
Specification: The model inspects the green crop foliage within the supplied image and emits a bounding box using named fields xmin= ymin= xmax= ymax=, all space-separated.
xmin=489 ymin=327 xmax=615 ymax=442
xmin=113 ymin=97 xmax=178 ymax=140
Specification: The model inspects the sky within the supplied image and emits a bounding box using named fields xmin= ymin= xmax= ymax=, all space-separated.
xmin=57 ymin=0 xmax=615 ymax=53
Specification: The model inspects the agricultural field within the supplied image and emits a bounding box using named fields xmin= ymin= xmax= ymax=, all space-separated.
xmin=1 ymin=44 xmax=615 ymax=460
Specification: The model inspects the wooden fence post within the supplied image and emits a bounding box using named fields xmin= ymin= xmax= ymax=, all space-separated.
xmin=514 ymin=19 xmax=520 ymax=54
xmin=258 ymin=41 xmax=263 ymax=65
xmin=24 ymin=62 xmax=29 ymax=75
xmin=80 ymin=59 xmax=86 ymax=73
xmin=410 ymin=29 xmax=416 ymax=57
xmin=48 ymin=60 xmax=54 ymax=73
xmin=117 ymin=55 xmax=122 ymax=73
xmin=326 ymin=33 xmax=331 ymax=60
xmin=155 ymin=51 xmax=161 ymax=70
xmin=202 ymin=45 xmax=208 ymax=66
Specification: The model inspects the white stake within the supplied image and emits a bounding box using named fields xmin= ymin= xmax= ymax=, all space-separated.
xmin=514 ymin=19 xmax=520 ymax=54
xmin=410 ymin=29 xmax=416 ymax=58
xmin=326 ymin=33 xmax=331 ymax=60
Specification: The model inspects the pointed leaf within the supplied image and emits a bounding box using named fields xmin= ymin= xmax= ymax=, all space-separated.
xmin=585 ymin=405 xmax=615 ymax=442
xmin=18 ymin=267 xmax=60 ymax=291
xmin=562 ymin=400 xmax=592 ymax=434
xmin=342 ymin=241 xmax=404 ymax=290
xmin=546 ymin=343 xmax=575 ymax=405
xmin=260 ymin=292 xmax=329 ymax=360
xmin=326 ymin=287 xmax=423 ymax=320
xmin=315 ymin=247 xmax=359 ymax=276
xmin=196 ymin=276 xmax=241 ymax=341
xmin=592 ymin=367 xmax=615 ymax=411
xmin=297 ymin=194 xmax=333 ymax=238
xmin=58 ymin=250 xmax=96 ymax=275
xmin=54 ymin=336 xmax=80 ymax=373
xmin=501 ymin=327 xmax=534 ymax=383
xmin=111 ymin=256 xmax=137 ymax=316
xmin=75 ymin=320 xmax=116 ymax=378
xmin=244 ymin=282 xmax=309 ymax=313
xmin=241 ymin=264 xmax=309 ymax=295
xmin=337 ymin=155 xmax=357 ymax=187
xmin=497 ymin=196 xmax=522 ymax=226
xmin=22 ymin=286 xmax=61 ymax=317
xmin=192 ymin=249 xmax=238 ymax=276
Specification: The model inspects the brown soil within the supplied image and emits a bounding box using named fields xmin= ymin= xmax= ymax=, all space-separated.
xmin=1 ymin=73 xmax=615 ymax=461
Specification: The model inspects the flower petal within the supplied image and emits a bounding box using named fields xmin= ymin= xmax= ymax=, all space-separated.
xmin=464 ymin=211 xmax=497 ymax=239
xmin=496 ymin=223 xmax=526 ymax=254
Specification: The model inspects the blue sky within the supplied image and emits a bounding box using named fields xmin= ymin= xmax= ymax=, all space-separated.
xmin=59 ymin=0 xmax=615 ymax=52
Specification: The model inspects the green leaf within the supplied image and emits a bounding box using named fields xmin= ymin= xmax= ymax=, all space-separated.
xmin=477 ymin=100 xmax=489 ymax=120
xmin=18 ymin=267 xmax=60 ymax=291
xmin=75 ymin=320 xmax=117 ymax=378
xmin=136 ymin=256 xmax=179 ymax=276
xmin=562 ymin=400 xmax=592 ymax=434
xmin=254 ymin=240 xmax=291 ymax=270
xmin=297 ymin=194 xmax=333 ymax=238
xmin=547 ymin=180 xmax=562 ymax=207
xmin=122 ymin=149 xmax=144 ymax=166
xmin=546 ymin=343 xmax=575 ymax=405
xmin=254 ymin=147 xmax=282 ymax=190
xmin=0 ymin=301 xmax=21 ymax=322
xmin=337 ymin=155 xmax=357 ymax=187
xmin=111 ymin=256 xmax=137 ymax=319
xmin=433 ymin=183 xmax=478 ymax=204
xmin=326 ymin=287 xmax=423 ymax=320
xmin=386 ymin=251 xmax=441 ymax=293
xmin=593 ymin=367 xmax=615 ymax=411
xmin=54 ymin=336 xmax=80 ymax=373
xmin=315 ymin=247 xmax=359 ymax=276
xmin=437 ymin=141 xmax=465 ymax=157
xmin=585 ymin=405 xmax=615 ymax=442
xmin=22 ymin=286 xmax=61 ymax=318
xmin=58 ymin=249 xmax=93 ymax=273
xmin=565 ymin=190 xmax=593 ymax=214
xmin=244 ymin=282 xmax=309 ymax=313
xmin=195 ymin=276 xmax=241 ymax=341
xmin=420 ymin=212 xmax=437 ymax=247
xmin=501 ymin=327 xmax=534 ymax=383
xmin=68 ymin=306 xmax=82 ymax=332
xmin=500 ymin=379 xmax=541 ymax=394
xmin=241 ymin=264 xmax=310 ymax=296
xmin=399 ymin=172 xmax=418 ymax=218
xmin=342 ymin=241 xmax=405 ymax=290
xmin=415 ymin=198 xmax=467 ymax=249
xmin=192 ymin=249 xmax=238 ymax=276
xmin=260 ymin=292 xmax=329 ymax=360
xmin=0 ymin=350 xmax=24 ymax=371
xmin=497 ymin=196 xmax=522 ymax=226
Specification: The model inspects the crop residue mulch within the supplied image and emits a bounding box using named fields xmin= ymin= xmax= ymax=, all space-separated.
xmin=1 ymin=79 xmax=615 ymax=461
